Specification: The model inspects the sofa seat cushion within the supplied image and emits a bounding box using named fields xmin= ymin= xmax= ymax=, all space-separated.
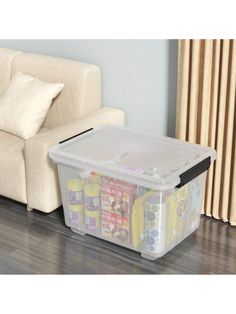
xmin=0 ymin=131 xmax=27 ymax=203
xmin=39 ymin=127 xmax=49 ymax=133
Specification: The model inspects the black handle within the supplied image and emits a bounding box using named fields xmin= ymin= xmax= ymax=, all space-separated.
xmin=176 ymin=156 xmax=211 ymax=188
xmin=59 ymin=128 xmax=93 ymax=144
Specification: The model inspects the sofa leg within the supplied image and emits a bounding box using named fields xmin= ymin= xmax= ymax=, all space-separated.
xmin=27 ymin=205 xmax=33 ymax=212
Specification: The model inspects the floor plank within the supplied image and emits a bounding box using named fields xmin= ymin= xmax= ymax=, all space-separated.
xmin=0 ymin=196 xmax=236 ymax=274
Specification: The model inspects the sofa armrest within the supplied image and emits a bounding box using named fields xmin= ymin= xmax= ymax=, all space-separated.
xmin=24 ymin=107 xmax=125 ymax=212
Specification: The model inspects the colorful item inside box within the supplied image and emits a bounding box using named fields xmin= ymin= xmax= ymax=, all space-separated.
xmin=66 ymin=172 xmax=203 ymax=253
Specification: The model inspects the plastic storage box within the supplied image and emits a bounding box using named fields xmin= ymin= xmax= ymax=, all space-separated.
xmin=49 ymin=125 xmax=216 ymax=260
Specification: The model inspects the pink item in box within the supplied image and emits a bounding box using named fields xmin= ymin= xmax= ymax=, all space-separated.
xmin=101 ymin=178 xmax=136 ymax=243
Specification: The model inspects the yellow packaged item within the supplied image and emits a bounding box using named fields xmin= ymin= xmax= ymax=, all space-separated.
xmin=67 ymin=178 xmax=84 ymax=225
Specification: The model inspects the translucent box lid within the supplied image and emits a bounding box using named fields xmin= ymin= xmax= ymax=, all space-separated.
xmin=49 ymin=125 xmax=216 ymax=190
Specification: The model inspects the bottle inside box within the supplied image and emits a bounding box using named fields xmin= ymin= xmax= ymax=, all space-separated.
xmin=59 ymin=165 xmax=205 ymax=258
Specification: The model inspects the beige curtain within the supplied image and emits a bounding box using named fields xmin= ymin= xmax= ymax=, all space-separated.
xmin=176 ymin=39 xmax=236 ymax=225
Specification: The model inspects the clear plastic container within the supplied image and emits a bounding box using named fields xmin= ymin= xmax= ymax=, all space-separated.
xmin=49 ymin=125 xmax=216 ymax=260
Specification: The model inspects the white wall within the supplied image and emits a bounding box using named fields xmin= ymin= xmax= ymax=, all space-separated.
xmin=0 ymin=40 xmax=178 ymax=137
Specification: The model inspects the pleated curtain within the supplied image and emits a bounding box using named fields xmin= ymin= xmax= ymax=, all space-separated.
xmin=176 ymin=39 xmax=236 ymax=225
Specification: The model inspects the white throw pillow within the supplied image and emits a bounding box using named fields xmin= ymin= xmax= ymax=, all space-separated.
xmin=0 ymin=71 xmax=64 ymax=139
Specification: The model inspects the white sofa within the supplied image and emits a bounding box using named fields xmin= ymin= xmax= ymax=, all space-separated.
xmin=0 ymin=48 xmax=125 ymax=213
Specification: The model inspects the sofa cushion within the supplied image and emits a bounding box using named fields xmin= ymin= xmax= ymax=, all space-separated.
xmin=0 ymin=71 xmax=64 ymax=139
xmin=0 ymin=48 xmax=22 ymax=96
xmin=0 ymin=131 xmax=27 ymax=204
xmin=39 ymin=127 xmax=49 ymax=133
xmin=11 ymin=52 xmax=101 ymax=128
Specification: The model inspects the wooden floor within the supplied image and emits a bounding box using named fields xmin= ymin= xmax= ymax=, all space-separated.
xmin=0 ymin=196 xmax=236 ymax=274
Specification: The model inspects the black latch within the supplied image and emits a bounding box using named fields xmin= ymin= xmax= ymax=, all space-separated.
xmin=176 ymin=156 xmax=211 ymax=188
xmin=59 ymin=128 xmax=93 ymax=144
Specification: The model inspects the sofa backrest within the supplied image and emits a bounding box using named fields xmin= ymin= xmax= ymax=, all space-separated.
xmin=0 ymin=48 xmax=102 ymax=129
xmin=0 ymin=48 xmax=22 ymax=96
